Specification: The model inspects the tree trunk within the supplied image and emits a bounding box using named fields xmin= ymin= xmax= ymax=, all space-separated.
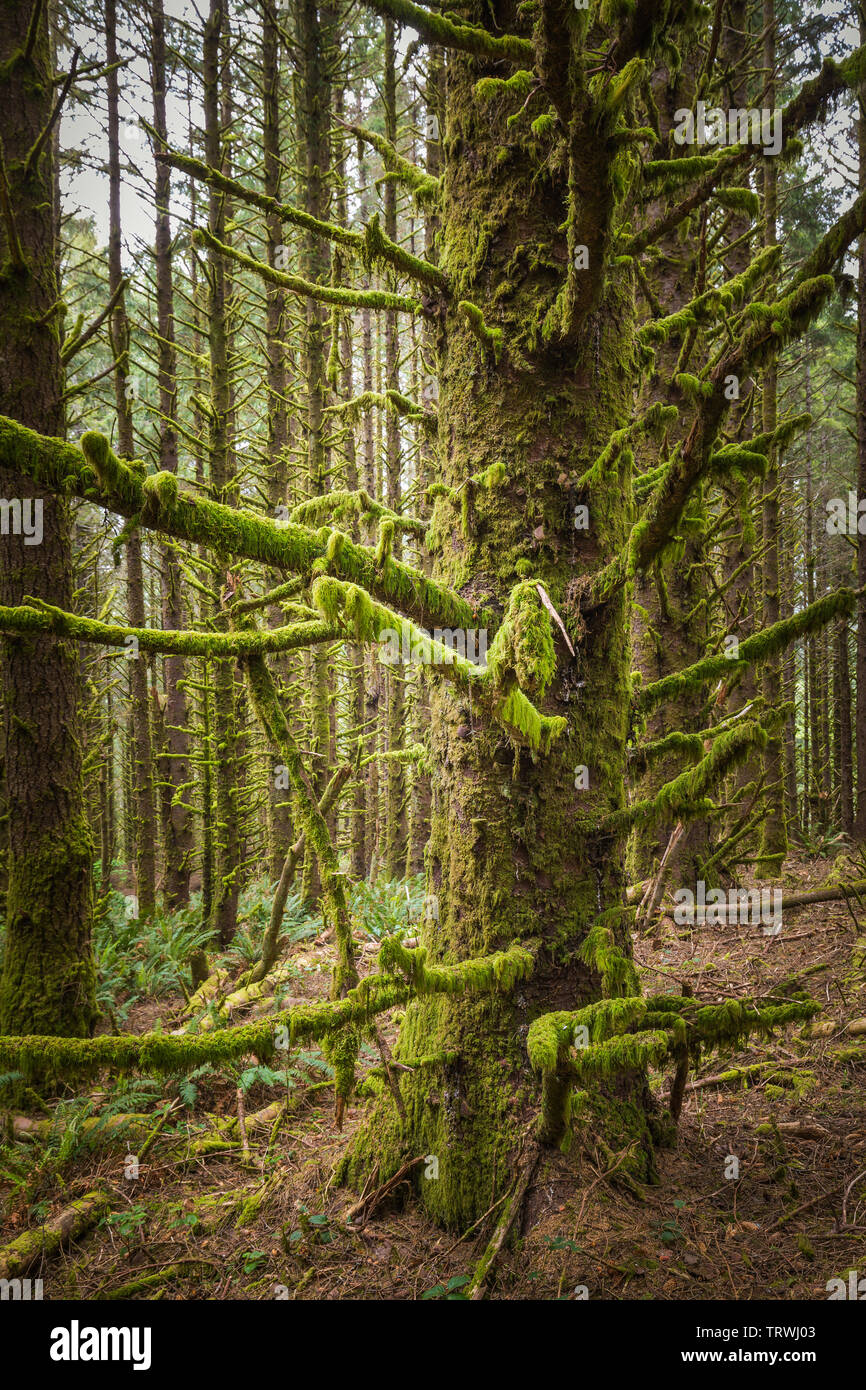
xmin=0 ymin=0 xmax=97 ymax=1035
xmin=151 ymin=0 xmax=193 ymax=909
xmin=342 ymin=28 xmax=655 ymax=1227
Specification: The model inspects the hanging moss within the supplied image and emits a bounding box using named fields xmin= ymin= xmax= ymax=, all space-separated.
xmin=457 ymin=299 xmax=504 ymax=361
xmin=310 ymin=575 xmax=565 ymax=753
xmin=485 ymin=580 xmax=557 ymax=697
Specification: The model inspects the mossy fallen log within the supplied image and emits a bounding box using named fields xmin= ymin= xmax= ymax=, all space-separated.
xmin=0 ymin=1192 xmax=110 ymax=1279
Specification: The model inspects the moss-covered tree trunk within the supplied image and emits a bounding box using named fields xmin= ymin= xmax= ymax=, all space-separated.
xmin=297 ymin=0 xmax=334 ymax=904
xmin=382 ymin=16 xmax=407 ymax=877
xmin=204 ymin=0 xmax=240 ymax=945
xmin=344 ymin=17 xmax=654 ymax=1228
xmin=0 ymin=0 xmax=97 ymax=1034
xmin=756 ymin=0 xmax=788 ymax=876
xmin=151 ymin=0 xmax=194 ymax=910
xmin=107 ymin=0 xmax=157 ymax=917
xmin=262 ymin=0 xmax=296 ymax=882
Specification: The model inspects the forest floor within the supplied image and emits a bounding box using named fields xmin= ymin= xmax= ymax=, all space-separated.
xmin=2 ymin=857 xmax=865 ymax=1301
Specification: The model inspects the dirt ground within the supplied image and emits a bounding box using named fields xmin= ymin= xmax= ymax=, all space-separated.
xmin=2 ymin=857 xmax=865 ymax=1301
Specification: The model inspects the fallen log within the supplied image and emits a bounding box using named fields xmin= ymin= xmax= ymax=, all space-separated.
xmin=659 ymin=878 xmax=866 ymax=924
xmin=0 ymin=1191 xmax=110 ymax=1280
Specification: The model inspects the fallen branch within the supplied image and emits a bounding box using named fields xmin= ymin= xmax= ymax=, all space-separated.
xmin=673 ymin=878 xmax=866 ymax=924
xmin=468 ymin=1141 xmax=540 ymax=1300
xmin=344 ymin=1155 xmax=425 ymax=1228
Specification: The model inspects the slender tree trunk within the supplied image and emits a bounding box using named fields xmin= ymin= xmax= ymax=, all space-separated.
xmin=382 ymin=16 xmax=407 ymax=877
xmin=106 ymin=0 xmax=157 ymax=915
xmin=151 ymin=0 xmax=193 ymax=908
xmin=204 ymin=0 xmax=240 ymax=944
xmin=756 ymin=0 xmax=787 ymax=875
xmin=298 ymin=0 xmax=333 ymax=903
xmin=261 ymin=0 xmax=296 ymax=882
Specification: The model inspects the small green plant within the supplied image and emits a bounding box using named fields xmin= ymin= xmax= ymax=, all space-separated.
xmin=107 ymin=1204 xmax=150 ymax=1254
xmin=655 ymin=1200 xmax=687 ymax=1246
xmin=348 ymin=873 xmax=427 ymax=939
xmin=240 ymin=1249 xmax=269 ymax=1276
xmin=93 ymin=893 xmax=212 ymax=1022
xmin=238 ymin=1064 xmax=294 ymax=1093
xmin=284 ymin=1205 xmax=332 ymax=1248
xmin=421 ymin=1275 xmax=470 ymax=1300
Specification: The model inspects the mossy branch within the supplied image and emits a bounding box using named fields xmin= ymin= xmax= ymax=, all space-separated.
xmin=636 ymin=588 xmax=857 ymax=713
xmin=636 ymin=246 xmax=780 ymax=346
xmin=626 ymin=46 xmax=866 ymax=256
xmin=529 ymin=988 xmax=819 ymax=1147
xmin=356 ymin=0 xmax=534 ymax=65
xmin=157 ymin=150 xmax=364 ymax=251
xmin=194 ymin=227 xmax=426 ymax=317
xmin=600 ymin=719 xmax=771 ymax=835
xmin=0 ymin=599 xmax=338 ymax=659
xmin=578 ymin=402 xmax=678 ymax=490
xmin=310 ymin=575 xmax=567 ymax=753
xmin=364 ymin=212 xmax=449 ymax=292
xmin=349 ymin=123 xmax=441 ymax=207
xmin=325 ymin=390 xmax=437 ymax=434
xmin=0 ymin=417 xmax=473 ymax=632
xmin=0 ymin=944 xmax=536 ymax=1082
xmin=290 ymin=490 xmax=428 ymax=538
xmin=241 ymin=639 xmax=358 ymax=1002
xmin=458 ymin=300 xmax=503 ymax=362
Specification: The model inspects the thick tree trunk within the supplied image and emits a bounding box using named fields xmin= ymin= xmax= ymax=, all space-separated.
xmin=343 ymin=25 xmax=654 ymax=1228
xmin=856 ymin=14 xmax=866 ymax=839
xmin=0 ymin=0 xmax=96 ymax=1035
